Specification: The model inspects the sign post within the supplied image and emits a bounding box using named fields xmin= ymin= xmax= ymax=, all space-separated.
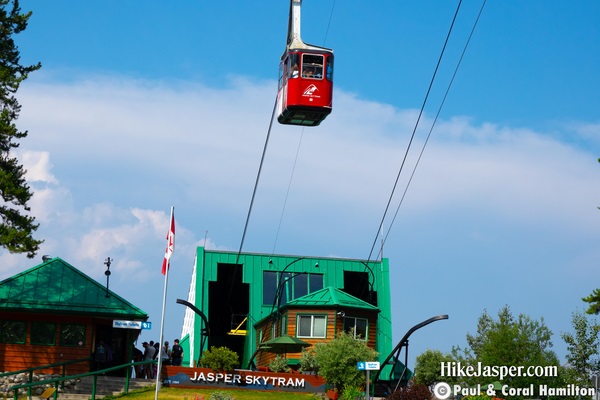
xmin=357 ymin=361 xmax=380 ymax=400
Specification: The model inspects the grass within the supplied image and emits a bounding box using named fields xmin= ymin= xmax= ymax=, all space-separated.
xmin=101 ymin=385 xmax=324 ymax=400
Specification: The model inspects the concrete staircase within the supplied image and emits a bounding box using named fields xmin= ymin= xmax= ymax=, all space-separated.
xmin=58 ymin=376 xmax=156 ymax=400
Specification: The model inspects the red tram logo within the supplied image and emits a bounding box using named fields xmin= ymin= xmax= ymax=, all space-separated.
xmin=302 ymin=84 xmax=321 ymax=99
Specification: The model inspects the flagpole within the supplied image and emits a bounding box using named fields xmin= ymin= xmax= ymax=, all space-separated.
xmin=155 ymin=206 xmax=174 ymax=400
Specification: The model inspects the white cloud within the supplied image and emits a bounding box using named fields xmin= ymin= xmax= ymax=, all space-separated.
xmin=21 ymin=150 xmax=58 ymax=184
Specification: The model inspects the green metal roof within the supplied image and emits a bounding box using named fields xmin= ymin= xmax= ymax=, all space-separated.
xmin=283 ymin=286 xmax=380 ymax=312
xmin=0 ymin=257 xmax=148 ymax=319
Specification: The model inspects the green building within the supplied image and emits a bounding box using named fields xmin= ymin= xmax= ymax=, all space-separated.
xmin=179 ymin=247 xmax=393 ymax=370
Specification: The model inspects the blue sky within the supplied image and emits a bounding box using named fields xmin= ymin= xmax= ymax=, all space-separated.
xmin=2 ymin=0 xmax=600 ymax=368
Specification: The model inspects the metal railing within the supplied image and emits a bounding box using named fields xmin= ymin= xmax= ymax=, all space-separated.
xmin=10 ymin=360 xmax=157 ymax=400
xmin=0 ymin=357 xmax=91 ymax=398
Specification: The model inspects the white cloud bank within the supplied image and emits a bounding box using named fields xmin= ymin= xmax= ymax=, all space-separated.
xmin=1 ymin=72 xmax=598 ymax=363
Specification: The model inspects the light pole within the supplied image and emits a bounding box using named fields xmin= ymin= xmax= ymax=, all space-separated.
xmin=104 ymin=257 xmax=112 ymax=298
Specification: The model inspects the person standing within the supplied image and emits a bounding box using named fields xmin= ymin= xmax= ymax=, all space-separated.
xmin=170 ymin=339 xmax=183 ymax=366
xmin=143 ymin=341 xmax=156 ymax=379
xmin=132 ymin=346 xmax=143 ymax=378
xmin=161 ymin=341 xmax=171 ymax=366
xmin=94 ymin=340 xmax=107 ymax=371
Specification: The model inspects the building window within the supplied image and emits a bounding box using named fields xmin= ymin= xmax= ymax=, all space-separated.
xmin=343 ymin=317 xmax=368 ymax=340
xmin=297 ymin=315 xmax=327 ymax=338
xmin=281 ymin=314 xmax=288 ymax=336
xmin=31 ymin=322 xmax=56 ymax=345
xmin=310 ymin=274 xmax=323 ymax=294
xmin=294 ymin=273 xmax=308 ymax=299
xmin=0 ymin=320 xmax=26 ymax=344
xmin=60 ymin=323 xmax=85 ymax=347
xmin=263 ymin=271 xmax=324 ymax=305
xmin=263 ymin=271 xmax=278 ymax=305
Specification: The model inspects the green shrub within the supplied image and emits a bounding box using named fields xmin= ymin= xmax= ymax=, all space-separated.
xmin=299 ymin=346 xmax=318 ymax=373
xmin=314 ymin=331 xmax=378 ymax=394
xmin=208 ymin=391 xmax=236 ymax=400
xmin=340 ymin=385 xmax=364 ymax=400
xmin=268 ymin=354 xmax=291 ymax=373
xmin=200 ymin=346 xmax=239 ymax=371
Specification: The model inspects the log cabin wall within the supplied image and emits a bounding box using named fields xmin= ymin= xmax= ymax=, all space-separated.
xmin=254 ymin=308 xmax=379 ymax=369
xmin=0 ymin=311 xmax=94 ymax=374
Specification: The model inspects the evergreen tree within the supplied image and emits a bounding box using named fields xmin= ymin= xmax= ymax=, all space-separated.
xmin=583 ymin=289 xmax=600 ymax=315
xmin=0 ymin=0 xmax=43 ymax=257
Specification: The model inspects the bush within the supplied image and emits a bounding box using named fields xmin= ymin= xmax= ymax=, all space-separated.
xmin=385 ymin=383 xmax=431 ymax=400
xmin=200 ymin=346 xmax=239 ymax=371
xmin=314 ymin=331 xmax=378 ymax=394
xmin=340 ymin=386 xmax=364 ymax=400
xmin=299 ymin=347 xmax=318 ymax=373
xmin=268 ymin=354 xmax=291 ymax=373
xmin=209 ymin=391 xmax=236 ymax=400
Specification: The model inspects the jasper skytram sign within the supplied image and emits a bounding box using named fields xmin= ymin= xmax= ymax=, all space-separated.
xmin=162 ymin=366 xmax=326 ymax=394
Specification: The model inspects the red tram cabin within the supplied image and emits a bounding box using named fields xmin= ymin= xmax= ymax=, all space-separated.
xmin=276 ymin=0 xmax=334 ymax=127
xmin=277 ymin=49 xmax=334 ymax=127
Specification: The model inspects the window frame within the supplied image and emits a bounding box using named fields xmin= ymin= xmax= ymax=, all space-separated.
xmin=59 ymin=323 xmax=86 ymax=347
xmin=296 ymin=314 xmax=327 ymax=339
xmin=0 ymin=320 xmax=27 ymax=344
xmin=343 ymin=316 xmax=368 ymax=341
xmin=280 ymin=314 xmax=288 ymax=336
xmin=30 ymin=321 xmax=57 ymax=346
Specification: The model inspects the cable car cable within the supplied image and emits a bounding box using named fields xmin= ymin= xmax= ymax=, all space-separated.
xmin=322 ymin=0 xmax=336 ymax=46
xmin=377 ymin=0 xmax=487 ymax=258
xmin=271 ymin=130 xmax=304 ymax=254
xmin=365 ymin=0 xmax=464 ymax=263
xmin=235 ymin=97 xmax=279 ymax=264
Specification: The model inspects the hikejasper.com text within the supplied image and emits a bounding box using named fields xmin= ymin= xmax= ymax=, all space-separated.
xmin=441 ymin=362 xmax=558 ymax=381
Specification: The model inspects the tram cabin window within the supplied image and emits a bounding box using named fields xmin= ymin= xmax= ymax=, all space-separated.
xmin=326 ymin=56 xmax=333 ymax=81
xmin=302 ymin=54 xmax=323 ymax=79
xmin=288 ymin=53 xmax=300 ymax=79
xmin=278 ymin=63 xmax=284 ymax=90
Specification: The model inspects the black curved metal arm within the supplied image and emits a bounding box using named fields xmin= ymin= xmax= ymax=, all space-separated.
xmin=270 ymin=271 xmax=311 ymax=315
xmin=269 ymin=257 xmax=306 ymax=314
xmin=176 ymin=298 xmax=211 ymax=366
xmin=373 ymin=315 xmax=449 ymax=388
xmin=176 ymin=299 xmax=210 ymax=336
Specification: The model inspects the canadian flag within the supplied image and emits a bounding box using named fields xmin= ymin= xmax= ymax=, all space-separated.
xmin=162 ymin=209 xmax=175 ymax=275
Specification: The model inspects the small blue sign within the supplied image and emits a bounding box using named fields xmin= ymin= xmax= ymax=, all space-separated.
xmin=357 ymin=361 xmax=380 ymax=371
xmin=142 ymin=321 xmax=152 ymax=330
